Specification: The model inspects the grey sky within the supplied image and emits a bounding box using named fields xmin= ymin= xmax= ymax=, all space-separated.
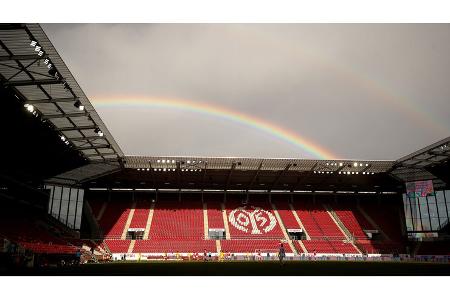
xmin=42 ymin=24 xmax=450 ymax=160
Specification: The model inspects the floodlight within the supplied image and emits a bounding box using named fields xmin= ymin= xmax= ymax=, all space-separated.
xmin=353 ymin=162 xmax=358 ymax=167
xmin=24 ymin=104 xmax=34 ymax=112
xmin=94 ymin=128 xmax=104 ymax=137
xmin=74 ymin=100 xmax=84 ymax=111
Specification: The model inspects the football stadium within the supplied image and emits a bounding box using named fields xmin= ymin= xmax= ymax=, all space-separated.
xmin=1 ymin=23 xmax=450 ymax=276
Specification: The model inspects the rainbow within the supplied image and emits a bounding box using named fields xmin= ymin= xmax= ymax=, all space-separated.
xmin=92 ymin=96 xmax=337 ymax=160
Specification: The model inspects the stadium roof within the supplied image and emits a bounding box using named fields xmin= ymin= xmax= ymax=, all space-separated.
xmin=390 ymin=136 xmax=450 ymax=186
xmin=0 ymin=23 xmax=123 ymax=162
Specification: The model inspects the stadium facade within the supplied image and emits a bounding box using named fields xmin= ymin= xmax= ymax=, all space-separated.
xmin=1 ymin=24 xmax=450 ymax=270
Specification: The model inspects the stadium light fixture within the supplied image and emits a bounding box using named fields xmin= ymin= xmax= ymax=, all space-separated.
xmin=60 ymin=135 xmax=66 ymax=142
xmin=339 ymin=162 xmax=343 ymax=167
xmin=146 ymin=168 xmax=150 ymax=171
xmin=94 ymin=128 xmax=104 ymax=137
xmin=24 ymin=104 xmax=34 ymax=113
xmin=353 ymin=162 xmax=358 ymax=167
xmin=74 ymin=100 xmax=84 ymax=111
xmin=162 ymin=160 xmax=166 ymax=163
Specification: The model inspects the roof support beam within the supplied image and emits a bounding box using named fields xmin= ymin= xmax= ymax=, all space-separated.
xmin=0 ymin=54 xmax=44 ymax=62
xmin=68 ymin=136 xmax=107 ymax=142
xmin=247 ymin=161 xmax=264 ymax=190
xmin=27 ymin=97 xmax=79 ymax=104
xmin=291 ymin=162 xmax=318 ymax=191
xmin=269 ymin=163 xmax=291 ymax=191
xmin=225 ymin=163 xmax=236 ymax=191
xmin=2 ymin=78 xmax=61 ymax=86
xmin=76 ymin=145 xmax=111 ymax=151
xmin=45 ymin=112 xmax=89 ymax=119
xmin=59 ymin=125 xmax=98 ymax=132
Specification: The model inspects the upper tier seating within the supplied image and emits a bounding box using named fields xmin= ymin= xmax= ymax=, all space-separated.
xmin=273 ymin=200 xmax=302 ymax=229
xmin=129 ymin=200 xmax=151 ymax=229
xmin=98 ymin=200 xmax=132 ymax=239
xmin=294 ymin=201 xmax=345 ymax=239
xmin=206 ymin=200 xmax=225 ymax=229
xmin=150 ymin=198 xmax=204 ymax=240
xmin=329 ymin=200 xmax=374 ymax=239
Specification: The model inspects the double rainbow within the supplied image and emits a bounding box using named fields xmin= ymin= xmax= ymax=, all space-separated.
xmin=93 ymin=97 xmax=337 ymax=160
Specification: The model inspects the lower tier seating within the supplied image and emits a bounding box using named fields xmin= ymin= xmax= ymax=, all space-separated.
xmin=133 ymin=239 xmax=216 ymax=253
xmin=220 ymin=239 xmax=294 ymax=253
xmin=301 ymin=240 xmax=359 ymax=254
xmin=104 ymin=240 xmax=131 ymax=253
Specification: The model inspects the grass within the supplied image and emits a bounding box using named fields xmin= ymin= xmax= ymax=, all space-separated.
xmin=4 ymin=260 xmax=450 ymax=276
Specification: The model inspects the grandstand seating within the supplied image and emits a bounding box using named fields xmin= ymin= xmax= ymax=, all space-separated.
xmin=416 ymin=241 xmax=450 ymax=255
xmin=84 ymin=192 xmax=408 ymax=256
xmin=104 ymin=240 xmax=131 ymax=253
xmin=329 ymin=200 xmax=374 ymax=239
xmin=97 ymin=199 xmax=132 ymax=239
xmin=273 ymin=200 xmax=302 ymax=229
xmin=133 ymin=239 xmax=216 ymax=253
xmin=206 ymin=200 xmax=225 ymax=229
xmin=150 ymin=196 xmax=204 ymax=240
xmin=301 ymin=240 xmax=358 ymax=254
xmin=129 ymin=200 xmax=151 ymax=229
xmin=293 ymin=201 xmax=344 ymax=239
xmin=0 ymin=208 xmax=81 ymax=255
xmin=220 ymin=240 xmax=294 ymax=253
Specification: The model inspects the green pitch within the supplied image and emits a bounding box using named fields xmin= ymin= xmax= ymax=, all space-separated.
xmin=6 ymin=260 xmax=450 ymax=276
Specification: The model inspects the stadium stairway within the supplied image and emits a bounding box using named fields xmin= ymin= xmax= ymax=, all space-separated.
xmin=297 ymin=240 xmax=308 ymax=254
xmin=121 ymin=202 xmax=136 ymax=239
xmin=323 ymin=203 xmax=353 ymax=241
xmin=221 ymin=202 xmax=231 ymax=239
xmin=288 ymin=203 xmax=310 ymax=240
xmin=143 ymin=202 xmax=155 ymax=239
xmin=271 ymin=203 xmax=298 ymax=255
xmin=128 ymin=240 xmax=136 ymax=253
xmin=323 ymin=204 xmax=362 ymax=254
xmin=216 ymin=240 xmax=221 ymax=253
xmin=203 ymin=202 xmax=209 ymax=239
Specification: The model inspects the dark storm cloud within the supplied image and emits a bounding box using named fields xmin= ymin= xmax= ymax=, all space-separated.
xmin=42 ymin=24 xmax=450 ymax=159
